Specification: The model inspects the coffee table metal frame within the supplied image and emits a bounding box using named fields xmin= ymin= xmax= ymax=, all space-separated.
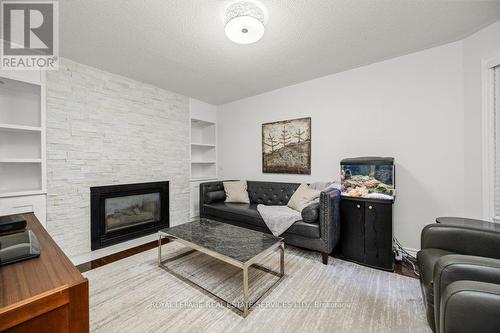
xmin=157 ymin=230 xmax=285 ymax=317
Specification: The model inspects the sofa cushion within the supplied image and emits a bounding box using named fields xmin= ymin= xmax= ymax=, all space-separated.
xmin=202 ymin=202 xmax=267 ymax=228
xmin=247 ymin=181 xmax=299 ymax=205
xmin=287 ymin=184 xmax=320 ymax=212
xmin=203 ymin=202 xmax=320 ymax=238
xmin=223 ymin=180 xmax=250 ymax=203
xmin=285 ymin=221 xmax=320 ymax=239
xmin=301 ymin=202 xmax=320 ymax=223
xmin=205 ymin=190 xmax=225 ymax=204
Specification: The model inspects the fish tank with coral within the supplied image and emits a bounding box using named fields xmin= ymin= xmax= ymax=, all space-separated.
xmin=341 ymin=157 xmax=395 ymax=201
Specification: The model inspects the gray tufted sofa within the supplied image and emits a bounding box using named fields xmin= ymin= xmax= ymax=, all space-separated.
xmin=199 ymin=180 xmax=341 ymax=264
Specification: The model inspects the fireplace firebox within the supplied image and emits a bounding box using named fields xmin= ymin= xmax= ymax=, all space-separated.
xmin=90 ymin=181 xmax=169 ymax=250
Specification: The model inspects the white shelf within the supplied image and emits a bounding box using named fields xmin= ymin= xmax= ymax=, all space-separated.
xmin=190 ymin=177 xmax=218 ymax=182
xmin=0 ymin=123 xmax=42 ymax=132
xmin=0 ymin=73 xmax=45 ymax=198
xmin=0 ymin=190 xmax=46 ymax=198
xmin=0 ymin=77 xmax=41 ymax=127
xmin=0 ymin=163 xmax=42 ymax=194
xmin=0 ymin=158 xmax=42 ymax=163
xmin=191 ymin=143 xmax=216 ymax=147
xmin=0 ymin=130 xmax=41 ymax=159
xmin=191 ymin=118 xmax=216 ymax=126
xmin=191 ymin=161 xmax=216 ymax=164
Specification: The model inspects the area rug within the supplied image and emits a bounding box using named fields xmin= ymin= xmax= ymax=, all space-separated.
xmin=83 ymin=243 xmax=431 ymax=333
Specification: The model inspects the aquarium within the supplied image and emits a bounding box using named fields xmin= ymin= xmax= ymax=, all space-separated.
xmin=341 ymin=157 xmax=395 ymax=201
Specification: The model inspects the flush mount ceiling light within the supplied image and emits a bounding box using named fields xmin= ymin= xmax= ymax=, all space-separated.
xmin=225 ymin=1 xmax=265 ymax=44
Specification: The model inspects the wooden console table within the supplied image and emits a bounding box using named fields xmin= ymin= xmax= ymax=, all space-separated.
xmin=0 ymin=213 xmax=89 ymax=332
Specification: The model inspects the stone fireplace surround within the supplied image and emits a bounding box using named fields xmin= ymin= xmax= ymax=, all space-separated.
xmin=46 ymin=59 xmax=190 ymax=264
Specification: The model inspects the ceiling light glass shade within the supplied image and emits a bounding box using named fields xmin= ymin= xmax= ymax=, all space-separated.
xmin=225 ymin=2 xmax=265 ymax=44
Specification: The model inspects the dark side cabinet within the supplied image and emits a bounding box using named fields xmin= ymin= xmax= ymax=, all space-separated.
xmin=339 ymin=198 xmax=394 ymax=271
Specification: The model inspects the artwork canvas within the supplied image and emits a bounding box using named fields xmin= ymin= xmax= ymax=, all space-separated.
xmin=262 ymin=117 xmax=311 ymax=174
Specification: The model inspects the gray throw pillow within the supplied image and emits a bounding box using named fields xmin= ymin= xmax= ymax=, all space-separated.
xmin=301 ymin=202 xmax=320 ymax=223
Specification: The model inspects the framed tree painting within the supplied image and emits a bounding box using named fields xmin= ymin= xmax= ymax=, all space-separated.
xmin=262 ymin=117 xmax=311 ymax=174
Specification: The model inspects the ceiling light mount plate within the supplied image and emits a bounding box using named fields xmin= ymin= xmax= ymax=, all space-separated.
xmin=225 ymin=1 xmax=265 ymax=44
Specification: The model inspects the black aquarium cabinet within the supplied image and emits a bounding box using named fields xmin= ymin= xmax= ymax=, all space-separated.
xmin=338 ymin=156 xmax=395 ymax=271
xmin=339 ymin=197 xmax=394 ymax=271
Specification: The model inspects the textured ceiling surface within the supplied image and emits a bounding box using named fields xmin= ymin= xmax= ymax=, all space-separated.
xmin=60 ymin=0 xmax=500 ymax=105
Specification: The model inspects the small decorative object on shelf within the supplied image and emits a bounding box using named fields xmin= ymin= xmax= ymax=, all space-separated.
xmin=338 ymin=157 xmax=395 ymax=271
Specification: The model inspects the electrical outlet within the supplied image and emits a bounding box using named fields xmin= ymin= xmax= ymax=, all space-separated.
xmin=395 ymin=250 xmax=403 ymax=261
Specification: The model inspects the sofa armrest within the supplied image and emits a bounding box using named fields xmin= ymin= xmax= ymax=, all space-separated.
xmin=421 ymin=224 xmax=500 ymax=259
xmin=319 ymin=189 xmax=341 ymax=253
xmin=199 ymin=181 xmax=225 ymax=217
xmin=440 ymin=280 xmax=500 ymax=333
xmin=433 ymin=255 xmax=500 ymax=330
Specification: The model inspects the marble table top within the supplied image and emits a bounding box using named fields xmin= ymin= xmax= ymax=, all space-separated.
xmin=159 ymin=218 xmax=282 ymax=263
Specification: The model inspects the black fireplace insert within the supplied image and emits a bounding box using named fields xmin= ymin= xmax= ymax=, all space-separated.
xmin=90 ymin=181 xmax=169 ymax=250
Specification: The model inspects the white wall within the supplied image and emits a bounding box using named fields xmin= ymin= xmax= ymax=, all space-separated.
xmin=462 ymin=20 xmax=500 ymax=220
xmin=46 ymin=58 xmax=190 ymax=261
xmin=217 ymin=42 xmax=465 ymax=251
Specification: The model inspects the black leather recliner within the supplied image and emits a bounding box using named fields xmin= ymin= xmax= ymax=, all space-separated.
xmin=417 ymin=221 xmax=500 ymax=333
xmin=199 ymin=180 xmax=341 ymax=264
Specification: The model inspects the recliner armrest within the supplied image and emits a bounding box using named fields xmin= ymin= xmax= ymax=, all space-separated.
xmin=421 ymin=224 xmax=500 ymax=259
xmin=433 ymin=255 xmax=500 ymax=331
xmin=440 ymin=280 xmax=500 ymax=333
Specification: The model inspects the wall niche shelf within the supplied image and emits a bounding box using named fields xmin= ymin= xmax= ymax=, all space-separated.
xmin=190 ymin=115 xmax=217 ymax=181
xmin=190 ymin=176 xmax=218 ymax=182
xmin=189 ymin=99 xmax=218 ymax=219
xmin=0 ymin=190 xmax=46 ymax=199
xmin=0 ymin=159 xmax=42 ymax=163
xmin=0 ymin=123 xmax=42 ymax=132
xmin=0 ymin=70 xmax=47 ymax=225
xmin=191 ymin=143 xmax=216 ymax=147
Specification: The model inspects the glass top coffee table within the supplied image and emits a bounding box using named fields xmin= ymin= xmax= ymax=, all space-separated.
xmin=157 ymin=218 xmax=285 ymax=317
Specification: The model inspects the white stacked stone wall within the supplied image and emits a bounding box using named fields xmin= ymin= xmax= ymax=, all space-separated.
xmin=46 ymin=59 xmax=190 ymax=260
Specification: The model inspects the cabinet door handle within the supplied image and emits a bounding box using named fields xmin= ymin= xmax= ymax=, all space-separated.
xmin=368 ymin=205 xmax=373 ymax=210
xmin=356 ymin=204 xmax=361 ymax=209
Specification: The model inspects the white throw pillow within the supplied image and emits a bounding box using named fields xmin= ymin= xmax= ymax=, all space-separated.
xmin=223 ymin=180 xmax=250 ymax=203
xmin=287 ymin=183 xmax=321 ymax=212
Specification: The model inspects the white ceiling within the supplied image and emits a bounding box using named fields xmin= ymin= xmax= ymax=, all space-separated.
xmin=60 ymin=0 xmax=500 ymax=105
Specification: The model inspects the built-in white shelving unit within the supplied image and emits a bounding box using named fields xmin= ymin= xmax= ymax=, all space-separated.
xmin=189 ymin=99 xmax=218 ymax=219
xmin=190 ymin=118 xmax=217 ymax=181
xmin=0 ymin=70 xmax=47 ymax=226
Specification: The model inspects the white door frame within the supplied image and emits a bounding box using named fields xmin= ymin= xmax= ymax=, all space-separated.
xmin=482 ymin=54 xmax=500 ymax=221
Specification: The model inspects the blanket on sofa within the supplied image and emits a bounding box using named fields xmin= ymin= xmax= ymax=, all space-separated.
xmin=256 ymin=204 xmax=302 ymax=236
